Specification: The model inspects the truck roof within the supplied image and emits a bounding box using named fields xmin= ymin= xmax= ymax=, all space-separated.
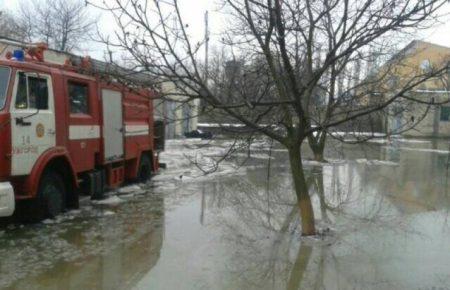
xmin=0 ymin=37 xmax=154 ymax=87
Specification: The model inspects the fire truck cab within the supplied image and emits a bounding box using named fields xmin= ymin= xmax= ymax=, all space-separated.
xmin=0 ymin=40 xmax=163 ymax=220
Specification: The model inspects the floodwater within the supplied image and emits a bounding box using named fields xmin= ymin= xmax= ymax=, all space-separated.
xmin=1 ymin=138 xmax=450 ymax=290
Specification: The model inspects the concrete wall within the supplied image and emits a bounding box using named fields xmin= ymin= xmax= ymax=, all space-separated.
xmin=386 ymin=92 xmax=450 ymax=137
xmin=402 ymin=106 xmax=450 ymax=138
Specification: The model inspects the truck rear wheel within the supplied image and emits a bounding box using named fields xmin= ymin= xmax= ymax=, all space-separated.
xmin=37 ymin=170 xmax=66 ymax=218
xmin=138 ymin=154 xmax=152 ymax=182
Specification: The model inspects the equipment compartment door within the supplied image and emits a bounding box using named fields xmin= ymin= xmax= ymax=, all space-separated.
xmin=101 ymin=89 xmax=124 ymax=162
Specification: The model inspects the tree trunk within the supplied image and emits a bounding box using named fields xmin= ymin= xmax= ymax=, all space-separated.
xmin=288 ymin=146 xmax=316 ymax=236
xmin=308 ymin=133 xmax=327 ymax=162
xmin=312 ymin=147 xmax=325 ymax=162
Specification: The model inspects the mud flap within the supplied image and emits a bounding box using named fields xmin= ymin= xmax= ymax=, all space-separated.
xmin=0 ymin=183 xmax=15 ymax=217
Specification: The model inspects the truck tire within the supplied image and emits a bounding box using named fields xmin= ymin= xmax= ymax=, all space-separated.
xmin=137 ymin=154 xmax=152 ymax=182
xmin=37 ymin=170 xmax=66 ymax=219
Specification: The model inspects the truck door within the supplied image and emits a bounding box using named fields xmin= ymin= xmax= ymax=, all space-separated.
xmin=101 ymin=89 xmax=124 ymax=162
xmin=10 ymin=71 xmax=56 ymax=175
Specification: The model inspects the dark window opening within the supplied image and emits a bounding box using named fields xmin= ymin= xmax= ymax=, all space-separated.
xmin=69 ymin=82 xmax=89 ymax=114
xmin=440 ymin=107 xmax=450 ymax=122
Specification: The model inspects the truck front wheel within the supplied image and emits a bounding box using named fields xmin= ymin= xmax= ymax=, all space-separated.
xmin=37 ymin=170 xmax=66 ymax=218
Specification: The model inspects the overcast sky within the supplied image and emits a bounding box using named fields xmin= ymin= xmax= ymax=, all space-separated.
xmin=0 ymin=0 xmax=220 ymax=59
xmin=1 ymin=0 xmax=450 ymax=59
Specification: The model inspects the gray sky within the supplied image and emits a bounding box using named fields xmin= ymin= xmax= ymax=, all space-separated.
xmin=0 ymin=0 xmax=220 ymax=59
xmin=1 ymin=0 xmax=450 ymax=59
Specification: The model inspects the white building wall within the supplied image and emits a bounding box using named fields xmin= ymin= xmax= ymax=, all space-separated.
xmin=161 ymin=82 xmax=199 ymax=139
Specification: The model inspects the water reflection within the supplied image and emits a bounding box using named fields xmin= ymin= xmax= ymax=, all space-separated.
xmin=2 ymin=140 xmax=450 ymax=289
xmin=196 ymin=140 xmax=450 ymax=289
xmin=0 ymin=193 xmax=164 ymax=290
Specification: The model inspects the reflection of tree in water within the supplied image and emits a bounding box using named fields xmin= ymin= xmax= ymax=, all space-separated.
xmin=199 ymin=165 xmax=333 ymax=289
xmin=306 ymin=168 xmax=333 ymax=224
xmin=193 ymin=141 xmax=450 ymax=289
xmin=203 ymin=161 xmax=429 ymax=289
xmin=285 ymin=243 xmax=313 ymax=290
xmin=200 ymin=167 xmax=301 ymax=289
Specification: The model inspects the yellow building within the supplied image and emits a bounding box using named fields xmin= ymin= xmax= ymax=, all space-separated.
xmin=379 ymin=40 xmax=450 ymax=89
xmin=370 ymin=40 xmax=450 ymax=137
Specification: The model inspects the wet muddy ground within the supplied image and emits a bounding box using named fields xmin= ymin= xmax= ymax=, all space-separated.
xmin=1 ymin=138 xmax=450 ymax=290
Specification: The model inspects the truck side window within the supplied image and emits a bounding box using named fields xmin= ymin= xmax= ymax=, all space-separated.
xmin=28 ymin=76 xmax=48 ymax=110
xmin=15 ymin=73 xmax=49 ymax=110
xmin=15 ymin=73 xmax=27 ymax=109
xmin=68 ymin=81 xmax=89 ymax=114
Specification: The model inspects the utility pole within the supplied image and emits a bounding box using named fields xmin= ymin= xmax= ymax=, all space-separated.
xmin=204 ymin=10 xmax=209 ymax=83
xmin=200 ymin=10 xmax=209 ymax=111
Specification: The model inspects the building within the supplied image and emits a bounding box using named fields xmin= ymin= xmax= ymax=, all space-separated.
xmin=369 ymin=40 xmax=450 ymax=137
xmin=158 ymin=82 xmax=199 ymax=139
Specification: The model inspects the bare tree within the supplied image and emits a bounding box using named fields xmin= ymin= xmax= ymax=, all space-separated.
xmin=90 ymin=0 xmax=449 ymax=235
xmin=16 ymin=0 xmax=96 ymax=52
xmin=0 ymin=11 xmax=24 ymax=40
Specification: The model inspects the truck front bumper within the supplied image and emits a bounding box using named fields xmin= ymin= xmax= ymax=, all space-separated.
xmin=0 ymin=182 xmax=14 ymax=217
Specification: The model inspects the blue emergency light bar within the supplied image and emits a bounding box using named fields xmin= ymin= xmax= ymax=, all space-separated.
xmin=12 ymin=50 xmax=25 ymax=61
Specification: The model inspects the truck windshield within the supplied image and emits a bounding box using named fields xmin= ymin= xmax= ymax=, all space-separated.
xmin=0 ymin=67 xmax=10 ymax=110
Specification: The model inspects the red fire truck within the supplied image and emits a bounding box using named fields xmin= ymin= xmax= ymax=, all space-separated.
xmin=0 ymin=38 xmax=163 ymax=220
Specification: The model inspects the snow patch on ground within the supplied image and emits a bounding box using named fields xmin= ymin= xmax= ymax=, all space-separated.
xmin=92 ymin=196 xmax=125 ymax=206
xmin=396 ymin=139 xmax=431 ymax=144
xmin=302 ymin=159 xmax=347 ymax=167
xmin=40 ymin=209 xmax=83 ymax=225
xmin=118 ymin=193 xmax=137 ymax=199
xmin=42 ymin=219 xmax=57 ymax=225
xmin=165 ymin=138 xmax=205 ymax=144
xmin=157 ymin=139 xmax=251 ymax=183
xmin=101 ymin=210 xmax=115 ymax=216
xmin=153 ymin=164 xmax=247 ymax=187
xmin=367 ymin=138 xmax=432 ymax=144
xmin=234 ymin=153 xmax=275 ymax=160
xmin=197 ymin=123 xmax=246 ymax=128
xmin=366 ymin=139 xmax=389 ymax=144
xmin=388 ymin=146 xmax=450 ymax=155
xmin=87 ymin=184 xmax=147 ymax=207
xmin=118 ymin=185 xmax=142 ymax=194
xmin=355 ymin=158 xmax=398 ymax=166
xmin=116 ymin=184 xmax=146 ymax=196
xmin=404 ymin=146 xmax=450 ymax=154
xmin=331 ymin=131 xmax=387 ymax=138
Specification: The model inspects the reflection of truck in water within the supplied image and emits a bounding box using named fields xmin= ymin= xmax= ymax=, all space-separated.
xmin=3 ymin=195 xmax=165 ymax=290
xmin=0 ymin=37 xmax=165 ymax=221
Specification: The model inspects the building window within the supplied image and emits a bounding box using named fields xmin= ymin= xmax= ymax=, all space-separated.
xmin=68 ymin=81 xmax=89 ymax=114
xmin=440 ymin=106 xmax=450 ymax=122
xmin=420 ymin=59 xmax=432 ymax=73
xmin=387 ymin=76 xmax=398 ymax=88
xmin=15 ymin=72 xmax=49 ymax=110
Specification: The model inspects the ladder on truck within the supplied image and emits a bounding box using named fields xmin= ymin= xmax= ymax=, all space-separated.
xmin=0 ymin=36 xmax=154 ymax=87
